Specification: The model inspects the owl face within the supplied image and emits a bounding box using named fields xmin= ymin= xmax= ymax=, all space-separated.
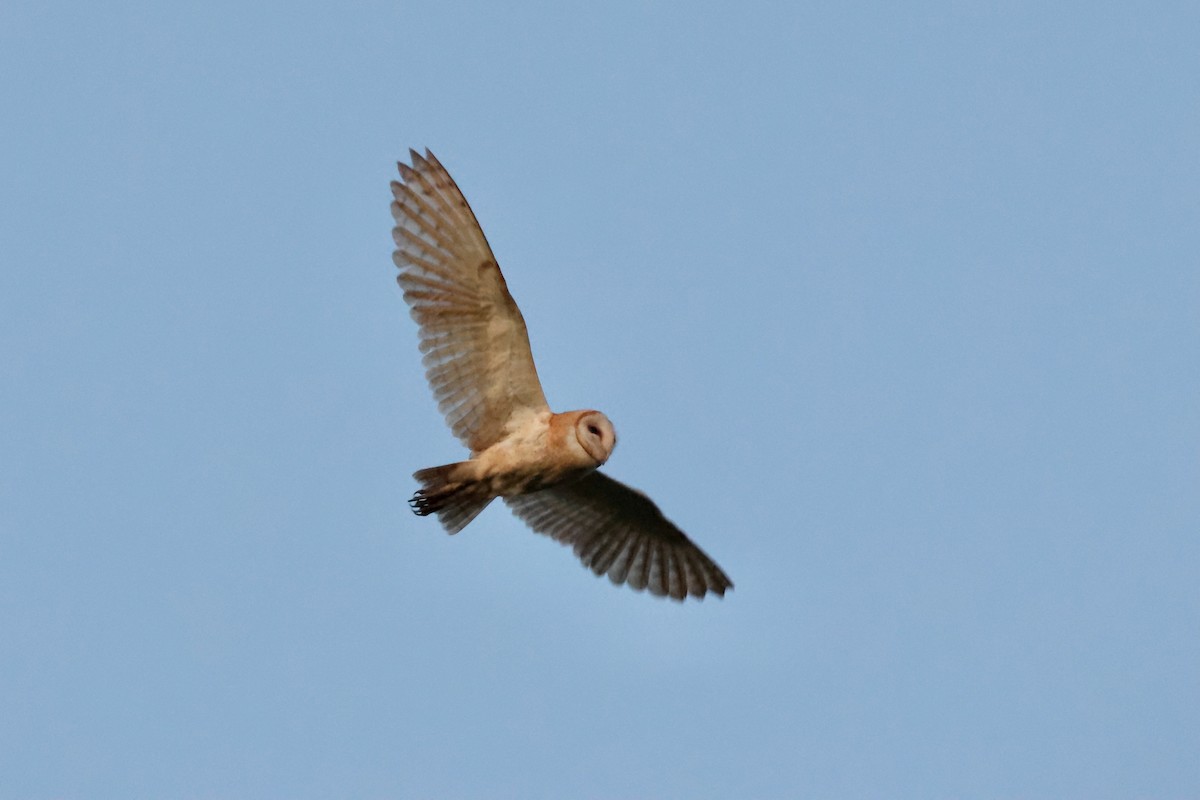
xmin=575 ymin=411 xmax=617 ymax=465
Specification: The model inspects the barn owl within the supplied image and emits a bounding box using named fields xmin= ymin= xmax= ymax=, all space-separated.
xmin=391 ymin=149 xmax=732 ymax=601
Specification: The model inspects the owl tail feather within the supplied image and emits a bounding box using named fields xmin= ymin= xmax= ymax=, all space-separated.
xmin=410 ymin=462 xmax=493 ymax=534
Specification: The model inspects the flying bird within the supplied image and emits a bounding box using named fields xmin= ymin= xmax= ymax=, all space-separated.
xmin=391 ymin=149 xmax=732 ymax=601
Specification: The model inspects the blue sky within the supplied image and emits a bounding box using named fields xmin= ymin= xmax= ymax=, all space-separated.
xmin=2 ymin=1 xmax=1197 ymax=797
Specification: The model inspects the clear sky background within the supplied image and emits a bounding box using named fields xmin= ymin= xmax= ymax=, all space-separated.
xmin=2 ymin=1 xmax=1197 ymax=798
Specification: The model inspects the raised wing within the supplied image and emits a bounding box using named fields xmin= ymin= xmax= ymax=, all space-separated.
xmin=505 ymin=472 xmax=733 ymax=601
xmin=392 ymin=149 xmax=549 ymax=452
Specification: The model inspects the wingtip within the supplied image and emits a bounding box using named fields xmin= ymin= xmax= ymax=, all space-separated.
xmin=410 ymin=148 xmax=431 ymax=172
xmin=397 ymin=147 xmax=440 ymax=176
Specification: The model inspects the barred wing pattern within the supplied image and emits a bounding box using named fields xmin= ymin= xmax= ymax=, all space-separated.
xmin=391 ymin=149 xmax=549 ymax=452
xmin=505 ymin=472 xmax=733 ymax=600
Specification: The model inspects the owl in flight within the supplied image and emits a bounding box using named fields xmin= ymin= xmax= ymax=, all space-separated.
xmin=391 ymin=149 xmax=732 ymax=601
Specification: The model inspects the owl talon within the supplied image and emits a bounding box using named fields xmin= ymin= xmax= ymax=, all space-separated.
xmin=409 ymin=490 xmax=435 ymax=516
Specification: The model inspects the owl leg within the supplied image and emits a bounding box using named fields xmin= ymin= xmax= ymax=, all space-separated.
xmin=410 ymin=462 xmax=494 ymax=534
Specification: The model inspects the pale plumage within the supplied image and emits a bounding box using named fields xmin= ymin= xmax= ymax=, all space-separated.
xmin=391 ymin=149 xmax=732 ymax=601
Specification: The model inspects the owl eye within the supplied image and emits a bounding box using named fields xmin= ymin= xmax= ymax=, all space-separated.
xmin=587 ymin=424 xmax=601 ymax=437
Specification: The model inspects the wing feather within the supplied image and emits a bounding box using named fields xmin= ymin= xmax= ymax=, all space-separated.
xmin=504 ymin=471 xmax=732 ymax=601
xmin=664 ymin=550 xmax=685 ymax=601
xmin=392 ymin=149 xmax=549 ymax=452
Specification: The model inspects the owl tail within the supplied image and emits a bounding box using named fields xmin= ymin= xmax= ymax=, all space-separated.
xmin=410 ymin=462 xmax=494 ymax=534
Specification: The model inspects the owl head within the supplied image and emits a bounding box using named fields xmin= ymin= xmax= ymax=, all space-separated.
xmin=575 ymin=411 xmax=617 ymax=465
